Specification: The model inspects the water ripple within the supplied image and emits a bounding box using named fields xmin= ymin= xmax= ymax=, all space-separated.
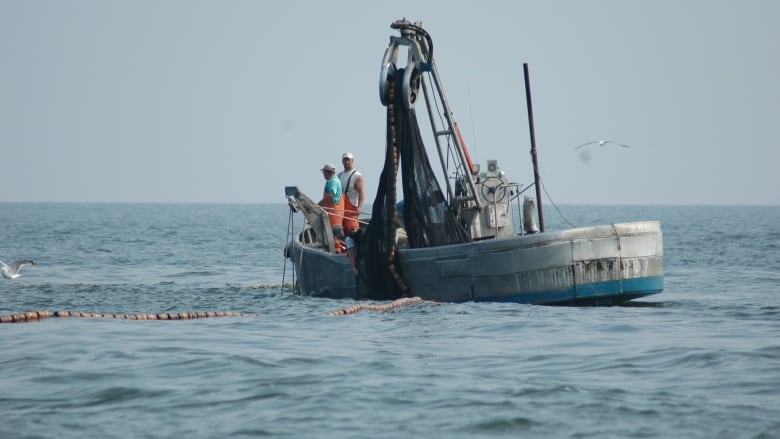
xmin=2 ymin=204 xmax=780 ymax=438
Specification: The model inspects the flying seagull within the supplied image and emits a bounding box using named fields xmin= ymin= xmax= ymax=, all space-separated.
xmin=574 ymin=140 xmax=631 ymax=150
xmin=1 ymin=259 xmax=35 ymax=280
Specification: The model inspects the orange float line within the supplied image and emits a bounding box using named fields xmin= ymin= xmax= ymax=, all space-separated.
xmin=0 ymin=310 xmax=255 ymax=324
xmin=327 ymin=296 xmax=424 ymax=316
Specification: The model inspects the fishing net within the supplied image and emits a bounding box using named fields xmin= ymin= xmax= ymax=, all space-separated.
xmin=360 ymin=68 xmax=470 ymax=300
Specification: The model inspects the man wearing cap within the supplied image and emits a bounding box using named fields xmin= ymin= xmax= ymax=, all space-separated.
xmin=338 ymin=152 xmax=366 ymax=232
xmin=318 ymin=163 xmax=344 ymax=229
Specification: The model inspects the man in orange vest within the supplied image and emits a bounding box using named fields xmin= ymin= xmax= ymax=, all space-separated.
xmin=338 ymin=152 xmax=366 ymax=232
xmin=318 ymin=163 xmax=344 ymax=230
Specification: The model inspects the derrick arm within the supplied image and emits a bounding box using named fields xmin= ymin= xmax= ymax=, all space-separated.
xmin=379 ymin=19 xmax=523 ymax=240
xmin=379 ymin=19 xmax=483 ymax=219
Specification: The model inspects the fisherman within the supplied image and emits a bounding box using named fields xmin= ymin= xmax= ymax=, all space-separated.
xmin=318 ymin=163 xmax=344 ymax=232
xmin=344 ymin=227 xmax=360 ymax=276
xmin=338 ymin=152 xmax=366 ymax=232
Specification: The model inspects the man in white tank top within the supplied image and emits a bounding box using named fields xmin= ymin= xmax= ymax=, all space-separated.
xmin=338 ymin=152 xmax=366 ymax=232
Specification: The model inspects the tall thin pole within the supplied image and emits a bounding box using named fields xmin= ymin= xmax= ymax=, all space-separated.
xmin=523 ymin=63 xmax=545 ymax=232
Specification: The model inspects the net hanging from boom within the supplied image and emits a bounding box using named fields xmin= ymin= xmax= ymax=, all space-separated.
xmin=360 ymin=68 xmax=471 ymax=300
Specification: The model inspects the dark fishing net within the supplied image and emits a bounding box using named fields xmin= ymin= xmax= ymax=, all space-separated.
xmin=360 ymin=68 xmax=471 ymax=300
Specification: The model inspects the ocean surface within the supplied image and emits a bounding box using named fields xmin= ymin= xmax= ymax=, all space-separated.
xmin=1 ymin=203 xmax=779 ymax=438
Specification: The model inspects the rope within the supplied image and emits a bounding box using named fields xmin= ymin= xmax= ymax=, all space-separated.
xmin=247 ymin=282 xmax=295 ymax=289
xmin=318 ymin=206 xmax=370 ymax=225
xmin=385 ymin=77 xmax=409 ymax=295
xmin=3 ymin=297 xmax=429 ymax=322
xmin=327 ymin=296 xmax=423 ymax=316
xmin=540 ymin=178 xmax=577 ymax=228
xmin=1 ymin=310 xmax=254 ymax=324
xmin=282 ymin=207 xmax=294 ymax=294
xmin=295 ymin=220 xmax=306 ymax=295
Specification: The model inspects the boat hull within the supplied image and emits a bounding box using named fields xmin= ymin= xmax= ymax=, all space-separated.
xmin=287 ymin=220 xmax=663 ymax=305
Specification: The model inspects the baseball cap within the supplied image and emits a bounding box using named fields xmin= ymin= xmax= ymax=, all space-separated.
xmin=321 ymin=163 xmax=337 ymax=172
xmin=342 ymin=152 xmax=354 ymax=160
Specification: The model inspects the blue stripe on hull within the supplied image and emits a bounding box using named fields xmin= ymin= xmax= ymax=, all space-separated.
xmin=620 ymin=275 xmax=664 ymax=294
xmin=472 ymin=275 xmax=664 ymax=305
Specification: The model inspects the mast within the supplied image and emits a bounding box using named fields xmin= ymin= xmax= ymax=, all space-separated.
xmin=523 ymin=63 xmax=545 ymax=233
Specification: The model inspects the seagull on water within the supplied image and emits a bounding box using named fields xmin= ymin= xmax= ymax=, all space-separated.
xmin=574 ymin=140 xmax=631 ymax=150
xmin=1 ymin=260 xmax=36 ymax=280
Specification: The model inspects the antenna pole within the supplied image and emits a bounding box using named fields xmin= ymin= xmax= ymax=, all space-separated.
xmin=523 ymin=63 xmax=545 ymax=232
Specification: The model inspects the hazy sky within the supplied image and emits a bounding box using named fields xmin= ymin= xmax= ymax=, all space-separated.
xmin=2 ymin=1 xmax=778 ymax=205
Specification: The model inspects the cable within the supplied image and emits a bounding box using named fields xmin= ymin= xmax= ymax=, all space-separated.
xmin=540 ymin=178 xmax=577 ymax=228
xmin=281 ymin=207 xmax=294 ymax=294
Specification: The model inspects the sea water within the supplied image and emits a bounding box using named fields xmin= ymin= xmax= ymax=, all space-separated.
xmin=1 ymin=203 xmax=779 ymax=438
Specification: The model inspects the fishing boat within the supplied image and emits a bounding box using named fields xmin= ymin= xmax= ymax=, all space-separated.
xmin=283 ymin=19 xmax=663 ymax=305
